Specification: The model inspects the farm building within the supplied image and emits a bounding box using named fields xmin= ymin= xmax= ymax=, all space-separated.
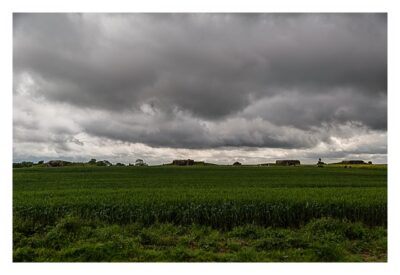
xmin=47 ymin=160 xmax=64 ymax=167
xmin=275 ymin=160 xmax=301 ymax=166
xmin=172 ymin=159 xmax=195 ymax=166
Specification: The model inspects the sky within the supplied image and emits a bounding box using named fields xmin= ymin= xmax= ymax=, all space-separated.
xmin=13 ymin=13 xmax=387 ymax=165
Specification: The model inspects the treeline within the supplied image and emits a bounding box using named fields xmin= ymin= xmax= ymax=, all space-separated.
xmin=12 ymin=158 xmax=148 ymax=168
xmin=13 ymin=161 xmax=39 ymax=168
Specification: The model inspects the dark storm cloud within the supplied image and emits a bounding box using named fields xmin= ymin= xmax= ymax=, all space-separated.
xmin=242 ymin=89 xmax=387 ymax=131
xmin=80 ymin=111 xmax=322 ymax=149
xmin=13 ymin=13 xmax=387 ymax=152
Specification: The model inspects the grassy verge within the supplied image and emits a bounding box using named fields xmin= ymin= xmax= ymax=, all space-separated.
xmin=14 ymin=216 xmax=386 ymax=262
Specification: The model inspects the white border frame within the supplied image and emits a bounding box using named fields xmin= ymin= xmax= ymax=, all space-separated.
xmin=1 ymin=1 xmax=399 ymax=274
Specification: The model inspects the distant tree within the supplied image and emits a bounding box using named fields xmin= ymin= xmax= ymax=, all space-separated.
xmin=116 ymin=162 xmax=125 ymax=166
xmin=96 ymin=161 xmax=107 ymax=166
xmin=233 ymin=161 xmax=242 ymax=166
xmin=368 ymin=161 xmax=373 ymax=165
xmin=88 ymin=158 xmax=97 ymax=165
xmin=96 ymin=160 xmax=112 ymax=166
xmin=104 ymin=160 xmax=112 ymax=166
xmin=38 ymin=160 xmax=44 ymax=165
xmin=317 ymin=158 xmax=325 ymax=167
xmin=13 ymin=161 xmax=34 ymax=168
xmin=135 ymin=159 xmax=147 ymax=166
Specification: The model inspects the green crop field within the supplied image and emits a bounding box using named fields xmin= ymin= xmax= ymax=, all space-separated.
xmin=13 ymin=165 xmax=387 ymax=262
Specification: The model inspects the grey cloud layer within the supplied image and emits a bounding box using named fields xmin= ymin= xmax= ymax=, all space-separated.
xmin=13 ymin=13 xmax=387 ymax=155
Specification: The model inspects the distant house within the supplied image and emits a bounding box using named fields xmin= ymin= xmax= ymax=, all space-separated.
xmin=276 ymin=160 xmax=300 ymax=166
xmin=47 ymin=160 xmax=64 ymax=167
xmin=341 ymin=160 xmax=365 ymax=165
xmin=172 ymin=159 xmax=195 ymax=166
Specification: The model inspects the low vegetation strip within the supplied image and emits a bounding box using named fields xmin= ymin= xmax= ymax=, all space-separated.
xmin=13 ymin=216 xmax=386 ymax=262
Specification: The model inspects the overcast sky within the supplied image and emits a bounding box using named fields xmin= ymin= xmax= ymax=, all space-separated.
xmin=13 ymin=13 xmax=387 ymax=164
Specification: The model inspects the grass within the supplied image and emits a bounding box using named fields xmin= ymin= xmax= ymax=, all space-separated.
xmin=13 ymin=216 xmax=386 ymax=262
xmin=13 ymin=165 xmax=387 ymax=262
